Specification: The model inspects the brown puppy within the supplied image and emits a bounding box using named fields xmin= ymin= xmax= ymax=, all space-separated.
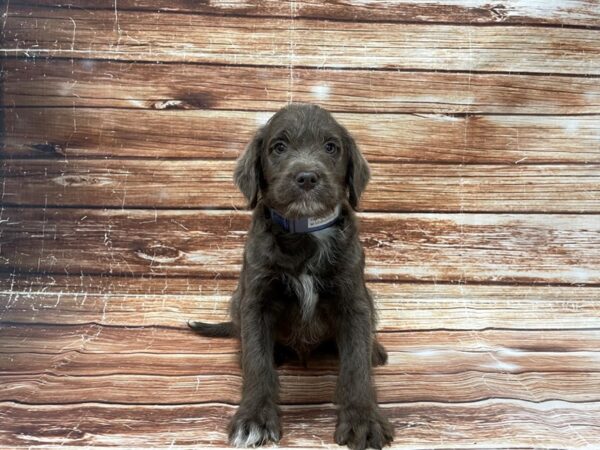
xmin=189 ymin=103 xmax=393 ymax=450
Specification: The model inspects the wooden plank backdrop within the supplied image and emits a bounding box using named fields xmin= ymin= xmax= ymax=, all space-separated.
xmin=1 ymin=0 xmax=600 ymax=448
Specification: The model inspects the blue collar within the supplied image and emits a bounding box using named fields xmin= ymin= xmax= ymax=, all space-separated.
xmin=269 ymin=205 xmax=341 ymax=233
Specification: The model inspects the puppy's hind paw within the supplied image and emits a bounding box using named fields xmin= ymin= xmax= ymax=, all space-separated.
xmin=228 ymin=408 xmax=281 ymax=448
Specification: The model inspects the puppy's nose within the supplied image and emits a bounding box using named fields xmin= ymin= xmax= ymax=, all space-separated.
xmin=295 ymin=171 xmax=319 ymax=190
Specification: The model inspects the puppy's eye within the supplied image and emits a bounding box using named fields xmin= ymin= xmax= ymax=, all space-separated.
xmin=273 ymin=142 xmax=287 ymax=155
xmin=324 ymin=142 xmax=337 ymax=154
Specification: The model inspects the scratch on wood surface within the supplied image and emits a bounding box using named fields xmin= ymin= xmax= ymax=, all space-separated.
xmin=113 ymin=0 xmax=122 ymax=50
xmin=288 ymin=0 xmax=296 ymax=104
xmin=1 ymin=0 xmax=9 ymax=34
xmin=69 ymin=17 xmax=76 ymax=52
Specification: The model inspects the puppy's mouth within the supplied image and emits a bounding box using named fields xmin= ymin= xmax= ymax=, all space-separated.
xmin=266 ymin=170 xmax=341 ymax=219
xmin=280 ymin=187 xmax=337 ymax=219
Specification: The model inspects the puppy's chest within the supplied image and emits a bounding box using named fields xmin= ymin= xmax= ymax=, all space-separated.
xmin=285 ymin=271 xmax=321 ymax=322
xmin=280 ymin=270 xmax=332 ymax=350
xmin=282 ymin=229 xmax=337 ymax=321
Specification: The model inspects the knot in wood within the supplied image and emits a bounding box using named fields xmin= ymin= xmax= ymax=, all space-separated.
xmin=135 ymin=243 xmax=183 ymax=263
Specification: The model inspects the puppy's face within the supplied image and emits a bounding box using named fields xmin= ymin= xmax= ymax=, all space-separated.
xmin=261 ymin=106 xmax=349 ymax=218
xmin=235 ymin=104 xmax=370 ymax=217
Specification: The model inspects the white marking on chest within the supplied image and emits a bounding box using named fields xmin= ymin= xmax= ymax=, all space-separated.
xmin=286 ymin=226 xmax=340 ymax=322
xmin=289 ymin=273 xmax=318 ymax=322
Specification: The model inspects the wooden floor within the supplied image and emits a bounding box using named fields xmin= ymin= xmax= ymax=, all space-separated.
xmin=1 ymin=1 xmax=600 ymax=448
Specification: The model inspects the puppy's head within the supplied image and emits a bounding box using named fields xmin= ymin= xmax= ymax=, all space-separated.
xmin=234 ymin=103 xmax=369 ymax=218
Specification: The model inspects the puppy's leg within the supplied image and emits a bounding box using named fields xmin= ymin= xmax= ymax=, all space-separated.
xmin=334 ymin=308 xmax=394 ymax=450
xmin=229 ymin=302 xmax=280 ymax=447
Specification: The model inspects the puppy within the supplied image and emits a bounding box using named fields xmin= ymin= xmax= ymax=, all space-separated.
xmin=188 ymin=103 xmax=393 ymax=450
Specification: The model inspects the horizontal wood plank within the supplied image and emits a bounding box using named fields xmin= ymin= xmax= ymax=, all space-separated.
xmin=3 ymin=8 xmax=599 ymax=74
xmin=0 ymin=208 xmax=600 ymax=284
xmin=4 ymin=59 xmax=600 ymax=114
xmin=3 ymin=322 xmax=599 ymax=406
xmin=1 ymin=209 xmax=599 ymax=283
xmin=5 ymin=108 xmax=600 ymax=163
xmin=2 ymin=372 xmax=599 ymax=405
xmin=3 ymin=321 xmax=600 ymax=354
xmin=1 ymin=323 xmax=599 ymax=379
xmin=4 ymin=159 xmax=600 ymax=212
xmin=2 ymin=276 xmax=600 ymax=330
xmin=2 ymin=400 xmax=599 ymax=448
xmin=11 ymin=0 xmax=600 ymax=26
xmin=2 ymin=339 xmax=599 ymax=377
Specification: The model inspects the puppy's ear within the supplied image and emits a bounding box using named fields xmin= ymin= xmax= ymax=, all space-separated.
xmin=343 ymin=128 xmax=370 ymax=210
xmin=234 ymin=127 xmax=265 ymax=209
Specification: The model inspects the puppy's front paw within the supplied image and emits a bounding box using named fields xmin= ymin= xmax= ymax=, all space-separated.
xmin=335 ymin=406 xmax=393 ymax=450
xmin=228 ymin=404 xmax=281 ymax=448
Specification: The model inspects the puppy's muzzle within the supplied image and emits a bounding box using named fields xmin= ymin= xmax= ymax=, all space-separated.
xmin=295 ymin=171 xmax=320 ymax=191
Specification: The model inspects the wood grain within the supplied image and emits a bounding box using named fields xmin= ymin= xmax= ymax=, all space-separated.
xmin=4 ymin=159 xmax=600 ymax=212
xmin=3 ymin=319 xmax=599 ymax=407
xmin=3 ymin=322 xmax=600 ymax=354
xmin=2 ymin=275 xmax=600 ymax=330
xmin=4 ymin=59 xmax=600 ymax=114
xmin=3 ymin=8 xmax=600 ymax=74
xmin=5 ymin=108 xmax=600 ymax=163
xmin=2 ymin=400 xmax=599 ymax=448
xmin=5 ymin=346 xmax=600 ymax=377
xmin=2 ymin=208 xmax=599 ymax=283
xmin=2 ymin=372 xmax=599 ymax=405
xmin=11 ymin=0 xmax=600 ymax=26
